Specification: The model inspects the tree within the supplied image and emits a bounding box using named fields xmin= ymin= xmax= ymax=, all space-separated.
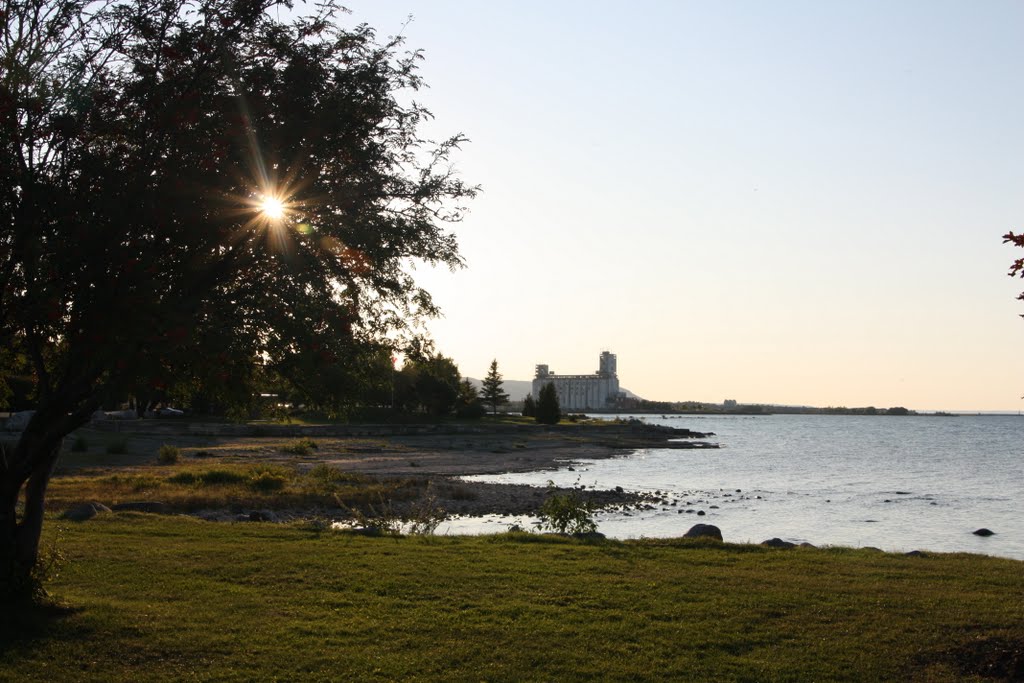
xmin=455 ymin=379 xmax=485 ymax=419
xmin=395 ymin=354 xmax=462 ymax=417
xmin=535 ymin=382 xmax=561 ymax=425
xmin=1006 ymin=231 xmax=1024 ymax=316
xmin=479 ymin=359 xmax=509 ymax=415
xmin=0 ymin=0 xmax=474 ymax=600
xmin=522 ymin=393 xmax=536 ymax=417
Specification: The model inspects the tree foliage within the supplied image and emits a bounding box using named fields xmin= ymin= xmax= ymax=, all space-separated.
xmin=480 ymin=359 xmax=509 ymax=415
xmin=521 ymin=393 xmax=536 ymax=417
xmin=0 ymin=0 xmax=474 ymax=600
xmin=535 ymin=382 xmax=561 ymax=425
xmin=1005 ymin=231 xmax=1024 ymax=316
xmin=395 ymin=354 xmax=462 ymax=417
xmin=455 ymin=378 xmax=485 ymax=419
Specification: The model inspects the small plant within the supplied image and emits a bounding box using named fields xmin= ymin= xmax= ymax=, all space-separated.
xmin=535 ymin=481 xmax=597 ymax=535
xmin=168 ymin=469 xmax=245 ymax=486
xmin=306 ymin=463 xmax=358 ymax=485
xmin=105 ymin=438 xmax=128 ymax=454
xmin=280 ymin=438 xmax=318 ymax=455
xmin=339 ymin=494 xmax=404 ymax=536
xmin=157 ymin=444 xmax=180 ymax=464
xmin=70 ymin=435 xmax=89 ymax=452
xmin=405 ymin=487 xmax=447 ymax=535
xmin=248 ymin=465 xmax=290 ymax=492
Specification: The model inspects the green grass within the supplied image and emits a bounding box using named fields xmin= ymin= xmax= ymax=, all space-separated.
xmin=5 ymin=515 xmax=1022 ymax=681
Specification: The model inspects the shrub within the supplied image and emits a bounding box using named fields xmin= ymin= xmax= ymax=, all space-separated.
xmin=105 ymin=439 xmax=128 ymax=454
xmin=535 ymin=482 xmax=596 ymax=535
xmin=70 ymin=435 xmax=89 ymax=452
xmin=202 ymin=469 xmax=246 ymax=485
xmin=307 ymin=463 xmax=357 ymax=484
xmin=167 ymin=472 xmax=199 ymax=485
xmin=280 ymin=438 xmax=318 ymax=456
xmin=168 ymin=469 xmax=245 ymax=486
xmin=248 ymin=465 xmax=290 ymax=492
xmin=405 ymin=491 xmax=447 ymax=536
xmin=157 ymin=444 xmax=180 ymax=464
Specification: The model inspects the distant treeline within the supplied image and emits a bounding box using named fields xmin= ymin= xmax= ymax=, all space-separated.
xmin=605 ymin=397 xmax=916 ymax=416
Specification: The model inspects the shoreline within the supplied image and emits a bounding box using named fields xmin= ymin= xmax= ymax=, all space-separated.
xmin=54 ymin=419 xmax=716 ymax=522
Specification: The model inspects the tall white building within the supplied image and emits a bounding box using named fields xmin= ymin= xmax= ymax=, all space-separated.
xmin=532 ymin=351 xmax=621 ymax=411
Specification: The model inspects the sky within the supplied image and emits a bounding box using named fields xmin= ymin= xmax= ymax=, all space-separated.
xmin=332 ymin=1 xmax=1024 ymax=411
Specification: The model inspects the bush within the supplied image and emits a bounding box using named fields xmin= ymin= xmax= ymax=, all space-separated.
xmin=105 ymin=439 xmax=128 ymax=454
xmin=405 ymin=491 xmax=447 ymax=535
xmin=168 ymin=469 xmax=245 ymax=486
xmin=157 ymin=444 xmax=180 ymax=464
xmin=280 ymin=438 xmax=318 ymax=456
xmin=535 ymin=483 xmax=596 ymax=535
xmin=307 ymin=463 xmax=356 ymax=484
xmin=248 ymin=465 xmax=290 ymax=492
xmin=70 ymin=435 xmax=89 ymax=452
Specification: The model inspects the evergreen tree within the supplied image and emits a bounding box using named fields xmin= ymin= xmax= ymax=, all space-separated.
xmin=522 ymin=393 xmax=536 ymax=417
xmin=480 ymin=359 xmax=510 ymax=415
xmin=456 ymin=379 xmax=486 ymax=418
xmin=535 ymin=382 xmax=561 ymax=425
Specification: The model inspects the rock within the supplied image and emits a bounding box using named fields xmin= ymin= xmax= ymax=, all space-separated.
xmin=62 ymin=502 xmax=110 ymax=521
xmin=761 ymin=538 xmax=796 ymax=549
xmin=248 ymin=510 xmax=279 ymax=522
xmin=799 ymin=542 xmax=816 ymax=548
xmin=905 ymin=550 xmax=928 ymax=557
xmin=696 ymin=510 xmax=706 ymax=516
xmin=572 ymin=531 xmax=606 ymax=541
xmin=973 ymin=528 xmax=996 ymax=537
xmin=111 ymin=501 xmax=168 ymax=514
xmin=683 ymin=524 xmax=723 ymax=541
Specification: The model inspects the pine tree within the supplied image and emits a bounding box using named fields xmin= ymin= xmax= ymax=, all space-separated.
xmin=535 ymin=382 xmax=561 ymax=425
xmin=480 ymin=359 xmax=510 ymax=415
xmin=456 ymin=379 xmax=486 ymax=418
xmin=522 ymin=393 xmax=536 ymax=417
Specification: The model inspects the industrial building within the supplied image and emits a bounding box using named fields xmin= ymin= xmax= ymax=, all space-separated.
xmin=532 ymin=351 xmax=622 ymax=411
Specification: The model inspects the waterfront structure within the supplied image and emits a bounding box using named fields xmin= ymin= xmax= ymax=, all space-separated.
xmin=532 ymin=351 xmax=622 ymax=411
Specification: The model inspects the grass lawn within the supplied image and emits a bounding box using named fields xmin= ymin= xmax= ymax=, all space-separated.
xmin=3 ymin=514 xmax=1022 ymax=681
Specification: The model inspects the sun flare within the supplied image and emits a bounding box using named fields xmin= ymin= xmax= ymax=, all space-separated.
xmin=260 ymin=195 xmax=286 ymax=220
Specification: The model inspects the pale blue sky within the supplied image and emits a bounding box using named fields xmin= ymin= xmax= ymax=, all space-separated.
xmin=336 ymin=1 xmax=1024 ymax=411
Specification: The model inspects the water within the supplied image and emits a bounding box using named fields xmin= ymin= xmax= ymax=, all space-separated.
xmin=446 ymin=414 xmax=1024 ymax=560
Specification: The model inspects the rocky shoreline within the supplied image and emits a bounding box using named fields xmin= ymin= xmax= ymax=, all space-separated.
xmin=56 ymin=419 xmax=718 ymax=526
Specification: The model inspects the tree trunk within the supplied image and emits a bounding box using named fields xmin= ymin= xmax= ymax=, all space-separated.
xmin=0 ymin=476 xmax=22 ymax=601
xmin=1 ymin=431 xmax=65 ymax=603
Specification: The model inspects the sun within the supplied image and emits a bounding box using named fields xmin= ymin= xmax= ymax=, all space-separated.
xmin=259 ymin=195 xmax=286 ymax=220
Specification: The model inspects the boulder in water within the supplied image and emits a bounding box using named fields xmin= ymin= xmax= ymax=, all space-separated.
xmin=761 ymin=538 xmax=796 ymax=549
xmin=683 ymin=524 xmax=723 ymax=541
xmin=973 ymin=528 xmax=995 ymax=537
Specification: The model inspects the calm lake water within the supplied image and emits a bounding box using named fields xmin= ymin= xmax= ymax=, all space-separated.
xmin=449 ymin=414 xmax=1024 ymax=560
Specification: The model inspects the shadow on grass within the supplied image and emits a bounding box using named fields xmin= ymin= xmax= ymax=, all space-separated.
xmin=0 ymin=601 xmax=89 ymax=656
xmin=928 ymin=635 xmax=1024 ymax=682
